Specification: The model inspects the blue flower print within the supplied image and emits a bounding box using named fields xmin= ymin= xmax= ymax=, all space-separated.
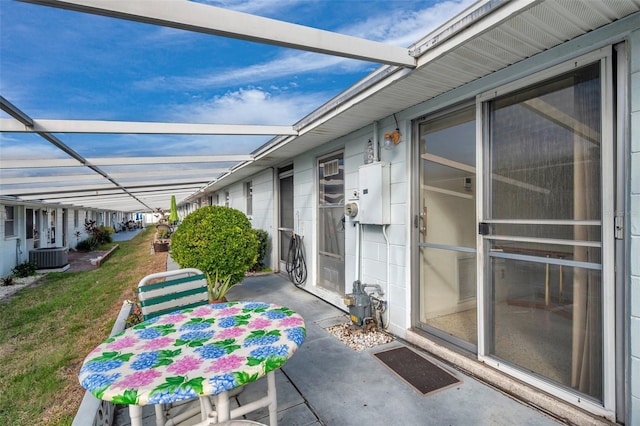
xmin=148 ymin=390 xmax=173 ymax=405
xmin=137 ymin=328 xmax=162 ymax=339
xmin=131 ymin=351 xmax=159 ymax=370
xmin=210 ymin=302 xmax=232 ymax=310
xmin=243 ymin=302 xmax=269 ymax=310
xmin=179 ymin=330 xmax=215 ymax=341
xmin=173 ymin=386 xmax=199 ymax=401
xmin=209 ymin=373 xmax=237 ymax=393
xmin=263 ymin=310 xmax=286 ymax=320
xmin=81 ymin=373 xmax=120 ymax=392
xmin=243 ymin=334 xmax=279 ymax=347
xmin=285 ymin=328 xmax=305 ymax=346
xmin=249 ymin=345 xmax=289 ymax=359
xmin=218 ymin=317 xmax=237 ymax=328
xmin=81 ymin=359 xmax=123 ymax=373
xmin=144 ymin=316 xmax=160 ymax=324
xmin=179 ymin=322 xmax=212 ymax=331
xmin=196 ymin=344 xmax=226 ymax=359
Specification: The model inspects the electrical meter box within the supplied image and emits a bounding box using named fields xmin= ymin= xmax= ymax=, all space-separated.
xmin=358 ymin=162 xmax=390 ymax=225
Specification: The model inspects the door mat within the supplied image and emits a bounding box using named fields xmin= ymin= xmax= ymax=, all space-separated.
xmin=373 ymin=346 xmax=461 ymax=395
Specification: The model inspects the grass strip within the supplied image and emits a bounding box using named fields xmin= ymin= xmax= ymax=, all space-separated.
xmin=0 ymin=227 xmax=168 ymax=425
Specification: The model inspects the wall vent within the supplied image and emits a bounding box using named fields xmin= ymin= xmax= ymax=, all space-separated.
xmin=323 ymin=159 xmax=339 ymax=177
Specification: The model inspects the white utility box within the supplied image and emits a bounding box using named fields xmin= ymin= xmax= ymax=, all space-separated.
xmin=358 ymin=162 xmax=390 ymax=225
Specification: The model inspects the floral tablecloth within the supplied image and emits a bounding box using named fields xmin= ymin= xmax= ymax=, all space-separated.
xmin=79 ymin=301 xmax=306 ymax=406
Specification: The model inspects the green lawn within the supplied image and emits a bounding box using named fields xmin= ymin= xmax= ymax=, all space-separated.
xmin=0 ymin=228 xmax=168 ymax=425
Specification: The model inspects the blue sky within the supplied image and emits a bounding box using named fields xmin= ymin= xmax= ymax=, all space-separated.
xmin=1 ymin=0 xmax=475 ymax=161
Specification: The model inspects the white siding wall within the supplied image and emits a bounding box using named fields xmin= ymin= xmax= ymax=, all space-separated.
xmin=343 ymin=131 xmax=364 ymax=299
xmin=340 ymin=123 xmax=411 ymax=336
xmin=251 ymin=169 xmax=275 ymax=270
xmin=629 ymin=27 xmax=640 ymax=426
xmin=0 ymin=203 xmax=26 ymax=277
xmin=228 ymin=182 xmax=245 ymax=212
xmin=292 ymin=150 xmax=318 ymax=295
xmin=251 ymin=169 xmax=274 ymax=232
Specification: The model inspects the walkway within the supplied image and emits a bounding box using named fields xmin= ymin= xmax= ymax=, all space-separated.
xmin=111 ymin=227 xmax=145 ymax=242
xmin=113 ymin=259 xmax=564 ymax=425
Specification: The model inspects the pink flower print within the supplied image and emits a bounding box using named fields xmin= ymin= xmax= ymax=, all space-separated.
xmin=112 ymin=370 xmax=162 ymax=390
xmin=248 ymin=318 xmax=271 ymax=330
xmin=205 ymin=355 xmax=245 ymax=373
xmin=157 ymin=313 xmax=187 ymax=324
xmin=217 ymin=327 xmax=244 ymax=339
xmin=107 ymin=335 xmax=139 ymax=351
xmin=140 ymin=337 xmax=174 ymax=350
xmin=88 ymin=346 xmax=103 ymax=357
xmin=167 ymin=356 xmax=202 ymax=375
xmin=219 ymin=307 xmax=242 ymax=316
xmin=279 ymin=316 xmax=304 ymax=327
xmin=192 ymin=306 xmax=213 ymax=317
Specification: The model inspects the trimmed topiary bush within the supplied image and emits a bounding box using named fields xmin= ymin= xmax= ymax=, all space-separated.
xmin=170 ymin=206 xmax=259 ymax=300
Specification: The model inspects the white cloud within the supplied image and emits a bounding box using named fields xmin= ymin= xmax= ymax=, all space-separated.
xmin=153 ymin=51 xmax=352 ymax=92
xmin=142 ymin=0 xmax=476 ymax=92
xmin=0 ymin=136 xmax=64 ymax=160
xmin=343 ymin=0 xmax=476 ymax=46
xmin=173 ymin=87 xmax=325 ymax=125
xmin=194 ymin=0 xmax=309 ymax=15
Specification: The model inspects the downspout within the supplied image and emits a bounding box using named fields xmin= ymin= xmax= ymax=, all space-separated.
xmin=373 ymin=121 xmax=380 ymax=162
xmin=271 ymin=167 xmax=279 ymax=273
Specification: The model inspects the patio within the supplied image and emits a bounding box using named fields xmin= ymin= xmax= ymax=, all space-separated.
xmin=110 ymin=258 xmax=565 ymax=426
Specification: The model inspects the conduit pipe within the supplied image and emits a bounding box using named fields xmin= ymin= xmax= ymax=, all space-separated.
xmin=373 ymin=121 xmax=380 ymax=162
xmin=354 ymin=221 xmax=361 ymax=283
xmin=382 ymin=224 xmax=391 ymax=329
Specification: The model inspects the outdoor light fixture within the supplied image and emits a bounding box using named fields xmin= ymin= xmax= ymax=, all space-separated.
xmin=383 ymin=130 xmax=401 ymax=150
xmin=383 ymin=113 xmax=401 ymax=150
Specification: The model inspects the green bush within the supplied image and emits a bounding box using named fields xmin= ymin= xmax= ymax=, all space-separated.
xmin=156 ymin=229 xmax=171 ymax=240
xmin=94 ymin=228 xmax=113 ymax=245
xmin=12 ymin=261 xmax=37 ymax=278
xmin=170 ymin=206 xmax=259 ymax=299
xmin=250 ymin=229 xmax=269 ymax=272
xmin=1 ymin=275 xmax=16 ymax=286
xmin=76 ymin=239 xmax=94 ymax=252
xmin=98 ymin=225 xmax=114 ymax=235
xmin=77 ymin=221 xmax=112 ymax=251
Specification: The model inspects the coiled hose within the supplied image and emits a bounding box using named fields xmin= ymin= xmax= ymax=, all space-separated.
xmin=286 ymin=232 xmax=307 ymax=287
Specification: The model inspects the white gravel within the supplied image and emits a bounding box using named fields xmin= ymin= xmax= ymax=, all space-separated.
xmin=0 ymin=275 xmax=42 ymax=302
xmin=326 ymin=322 xmax=394 ymax=351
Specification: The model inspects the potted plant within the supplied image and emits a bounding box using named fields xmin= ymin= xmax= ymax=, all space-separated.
xmin=170 ymin=206 xmax=259 ymax=302
xmin=153 ymin=225 xmax=171 ymax=252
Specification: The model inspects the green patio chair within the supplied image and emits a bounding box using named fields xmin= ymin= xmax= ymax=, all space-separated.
xmin=137 ymin=268 xmax=209 ymax=321
xmin=137 ymin=268 xmax=210 ymax=426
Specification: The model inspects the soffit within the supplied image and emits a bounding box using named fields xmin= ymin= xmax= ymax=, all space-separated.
xmin=202 ymin=0 xmax=640 ymax=194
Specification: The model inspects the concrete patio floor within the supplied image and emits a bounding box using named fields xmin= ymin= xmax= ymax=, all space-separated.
xmin=113 ymin=258 xmax=565 ymax=426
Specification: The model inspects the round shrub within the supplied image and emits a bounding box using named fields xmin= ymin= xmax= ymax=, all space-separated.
xmin=170 ymin=206 xmax=259 ymax=287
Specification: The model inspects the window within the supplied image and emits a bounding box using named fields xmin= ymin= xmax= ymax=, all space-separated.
xmin=26 ymin=209 xmax=34 ymax=239
xmin=74 ymin=210 xmax=79 ymax=228
xmin=246 ymin=182 xmax=253 ymax=215
xmin=4 ymin=205 xmax=16 ymax=237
